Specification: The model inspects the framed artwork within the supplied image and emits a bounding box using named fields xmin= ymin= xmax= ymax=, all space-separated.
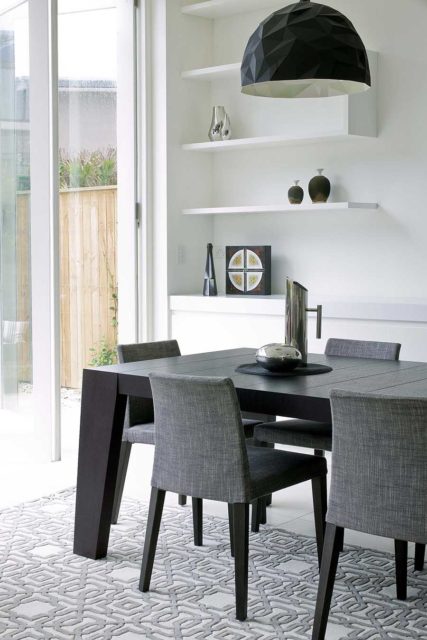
xmin=226 ymin=246 xmax=271 ymax=295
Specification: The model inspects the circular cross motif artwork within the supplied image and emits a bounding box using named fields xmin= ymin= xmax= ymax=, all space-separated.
xmin=226 ymin=246 xmax=271 ymax=295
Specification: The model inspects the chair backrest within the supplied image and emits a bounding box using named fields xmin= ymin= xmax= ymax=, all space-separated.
xmin=149 ymin=373 xmax=251 ymax=503
xmin=325 ymin=338 xmax=401 ymax=361
xmin=117 ymin=340 xmax=181 ymax=427
xmin=328 ymin=390 xmax=427 ymax=544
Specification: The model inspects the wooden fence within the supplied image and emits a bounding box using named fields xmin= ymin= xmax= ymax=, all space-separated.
xmin=17 ymin=186 xmax=117 ymax=389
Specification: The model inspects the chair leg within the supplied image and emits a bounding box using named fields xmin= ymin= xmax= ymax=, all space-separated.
xmin=395 ymin=540 xmax=408 ymax=600
xmin=228 ymin=504 xmax=234 ymax=557
xmin=339 ymin=531 xmax=345 ymax=553
xmin=139 ymin=487 xmax=166 ymax=593
xmin=251 ymin=499 xmax=260 ymax=533
xmin=192 ymin=498 xmax=203 ymax=546
xmin=252 ymin=440 xmax=274 ymax=513
xmin=111 ymin=441 xmax=132 ymax=524
xmin=312 ymin=524 xmax=344 ymax=640
xmin=311 ymin=475 xmax=327 ymax=568
xmin=312 ymin=451 xmax=344 ymax=553
xmin=415 ymin=543 xmax=425 ymax=571
xmin=178 ymin=494 xmax=187 ymax=506
xmin=233 ymin=503 xmax=249 ymax=621
xmin=260 ymin=497 xmax=267 ymax=525
xmin=264 ymin=443 xmax=274 ymax=509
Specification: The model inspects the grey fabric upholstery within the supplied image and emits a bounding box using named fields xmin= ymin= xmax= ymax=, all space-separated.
xmin=125 ymin=420 xmax=254 ymax=445
xmin=149 ymin=373 xmax=327 ymax=503
xmin=325 ymin=338 xmax=401 ymax=361
xmin=117 ymin=340 xmax=181 ymax=442
xmin=254 ymin=338 xmax=401 ymax=451
xmin=242 ymin=418 xmax=266 ymax=439
xmin=254 ymin=420 xmax=332 ymax=452
xmin=328 ymin=390 xmax=427 ymax=544
xmin=247 ymin=446 xmax=326 ymax=497
xmin=124 ymin=422 xmax=155 ymax=445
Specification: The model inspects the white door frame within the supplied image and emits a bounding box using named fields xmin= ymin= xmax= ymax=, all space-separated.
xmin=117 ymin=0 xmax=140 ymax=345
xmin=29 ymin=0 xmax=61 ymax=462
xmin=26 ymin=0 xmax=140 ymax=462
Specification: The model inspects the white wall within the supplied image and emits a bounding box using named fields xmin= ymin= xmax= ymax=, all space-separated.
xmin=155 ymin=1 xmax=427 ymax=360
xmin=210 ymin=0 xmax=427 ymax=299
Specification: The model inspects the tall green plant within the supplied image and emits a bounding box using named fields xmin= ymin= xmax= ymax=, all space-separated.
xmin=59 ymin=147 xmax=117 ymax=189
xmin=89 ymin=244 xmax=118 ymax=368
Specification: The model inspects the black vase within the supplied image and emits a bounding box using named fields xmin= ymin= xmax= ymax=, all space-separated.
xmin=203 ymin=243 xmax=217 ymax=296
xmin=288 ymin=180 xmax=304 ymax=205
xmin=308 ymin=169 xmax=331 ymax=203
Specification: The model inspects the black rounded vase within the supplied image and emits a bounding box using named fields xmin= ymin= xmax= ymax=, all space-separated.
xmin=308 ymin=169 xmax=331 ymax=203
xmin=288 ymin=180 xmax=304 ymax=205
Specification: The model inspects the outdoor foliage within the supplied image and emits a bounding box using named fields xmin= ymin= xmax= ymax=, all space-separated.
xmin=89 ymin=271 xmax=118 ymax=368
xmin=59 ymin=148 xmax=117 ymax=189
xmin=89 ymin=339 xmax=117 ymax=367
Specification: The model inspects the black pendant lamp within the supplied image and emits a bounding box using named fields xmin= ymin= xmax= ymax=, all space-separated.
xmin=241 ymin=0 xmax=370 ymax=98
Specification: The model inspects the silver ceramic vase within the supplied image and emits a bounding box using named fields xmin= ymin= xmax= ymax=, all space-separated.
xmin=208 ymin=106 xmax=231 ymax=141
xmin=221 ymin=112 xmax=232 ymax=140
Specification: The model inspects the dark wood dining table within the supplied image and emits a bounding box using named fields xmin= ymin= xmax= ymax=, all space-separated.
xmin=73 ymin=347 xmax=427 ymax=560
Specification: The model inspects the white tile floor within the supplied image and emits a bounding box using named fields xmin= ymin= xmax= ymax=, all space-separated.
xmin=0 ymin=403 xmax=414 ymax=559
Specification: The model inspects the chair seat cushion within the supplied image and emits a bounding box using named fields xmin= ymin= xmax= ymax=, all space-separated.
xmin=123 ymin=422 xmax=156 ymax=445
xmin=254 ymin=419 xmax=332 ymax=452
xmin=247 ymin=445 xmax=327 ymax=499
xmin=124 ymin=419 xmax=259 ymax=446
xmin=242 ymin=418 xmax=262 ymax=438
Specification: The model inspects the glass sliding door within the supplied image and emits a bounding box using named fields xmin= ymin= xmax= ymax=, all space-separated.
xmin=0 ymin=0 xmax=139 ymax=466
xmin=57 ymin=1 xmax=138 ymax=453
xmin=0 ymin=1 xmax=33 ymax=450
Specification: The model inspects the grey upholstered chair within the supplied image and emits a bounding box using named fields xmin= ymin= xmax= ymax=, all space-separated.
xmin=252 ymin=339 xmax=401 ymax=529
xmin=139 ymin=373 xmax=328 ymax=621
xmin=112 ymin=340 xmax=265 ymax=525
xmin=254 ymin=338 xmax=401 ymax=458
xmin=312 ymin=390 xmax=427 ymax=640
xmin=111 ymin=340 xmax=187 ymax=523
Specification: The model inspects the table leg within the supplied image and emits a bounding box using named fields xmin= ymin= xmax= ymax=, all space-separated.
xmin=73 ymin=369 xmax=127 ymax=559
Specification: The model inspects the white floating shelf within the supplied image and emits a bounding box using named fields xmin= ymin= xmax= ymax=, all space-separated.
xmin=182 ymin=0 xmax=282 ymax=18
xmin=182 ymin=132 xmax=371 ymax=152
xmin=181 ymin=51 xmax=378 ymax=141
xmin=182 ymin=62 xmax=240 ymax=81
xmin=183 ymin=203 xmax=379 ymax=215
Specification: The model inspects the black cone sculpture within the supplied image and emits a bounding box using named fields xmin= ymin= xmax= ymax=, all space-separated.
xmin=241 ymin=0 xmax=371 ymax=98
xmin=203 ymin=243 xmax=217 ymax=296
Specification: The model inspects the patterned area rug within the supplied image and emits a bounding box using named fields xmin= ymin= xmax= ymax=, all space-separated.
xmin=0 ymin=489 xmax=426 ymax=639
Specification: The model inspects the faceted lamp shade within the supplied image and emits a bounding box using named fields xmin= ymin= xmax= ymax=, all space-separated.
xmin=241 ymin=0 xmax=371 ymax=98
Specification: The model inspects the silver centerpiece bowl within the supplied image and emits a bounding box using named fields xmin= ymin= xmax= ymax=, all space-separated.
xmin=256 ymin=343 xmax=303 ymax=372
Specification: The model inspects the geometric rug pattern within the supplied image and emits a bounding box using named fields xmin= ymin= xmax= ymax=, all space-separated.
xmin=0 ymin=488 xmax=426 ymax=639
